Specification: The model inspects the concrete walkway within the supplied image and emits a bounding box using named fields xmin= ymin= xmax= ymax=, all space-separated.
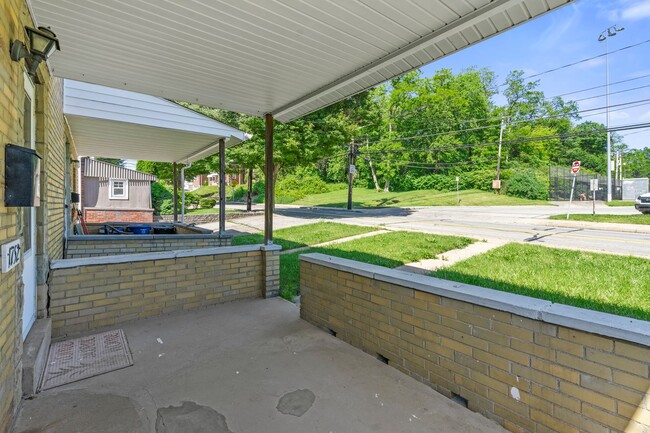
xmin=281 ymin=229 xmax=389 ymax=255
xmin=13 ymin=299 xmax=507 ymax=433
xmin=396 ymin=238 xmax=507 ymax=274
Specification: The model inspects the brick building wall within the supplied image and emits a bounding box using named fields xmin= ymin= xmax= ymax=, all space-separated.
xmin=83 ymin=209 xmax=154 ymax=224
xmin=65 ymin=235 xmax=231 ymax=258
xmin=300 ymin=254 xmax=650 ymax=433
xmin=0 ymin=1 xmax=69 ymax=430
xmin=48 ymin=245 xmax=281 ymax=337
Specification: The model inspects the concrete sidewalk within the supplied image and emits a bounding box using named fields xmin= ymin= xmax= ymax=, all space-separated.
xmin=13 ymin=299 xmax=506 ymax=433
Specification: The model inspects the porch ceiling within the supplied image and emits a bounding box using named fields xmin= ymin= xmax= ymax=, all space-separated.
xmin=64 ymin=80 xmax=248 ymax=163
xmin=31 ymin=0 xmax=572 ymax=123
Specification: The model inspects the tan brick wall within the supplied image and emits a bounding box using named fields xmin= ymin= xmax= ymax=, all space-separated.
xmin=48 ymin=248 xmax=268 ymax=337
xmin=300 ymin=257 xmax=650 ymax=433
xmin=0 ymin=0 xmax=68 ymax=431
xmin=65 ymin=236 xmax=231 ymax=258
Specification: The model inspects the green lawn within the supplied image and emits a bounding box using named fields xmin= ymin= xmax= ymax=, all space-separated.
xmin=292 ymin=188 xmax=548 ymax=208
xmin=605 ymin=200 xmax=635 ymax=207
xmin=281 ymin=231 xmax=474 ymax=300
xmin=231 ymin=222 xmax=377 ymax=251
xmin=432 ymin=244 xmax=650 ymax=321
xmin=550 ymin=214 xmax=650 ymax=225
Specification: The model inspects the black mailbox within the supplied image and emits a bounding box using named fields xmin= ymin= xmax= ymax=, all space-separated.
xmin=71 ymin=192 xmax=80 ymax=203
xmin=5 ymin=144 xmax=42 ymax=207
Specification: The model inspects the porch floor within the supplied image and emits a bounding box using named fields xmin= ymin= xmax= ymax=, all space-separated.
xmin=13 ymin=298 xmax=506 ymax=433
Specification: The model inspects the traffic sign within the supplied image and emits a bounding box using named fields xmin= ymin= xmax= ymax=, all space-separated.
xmin=571 ymin=161 xmax=581 ymax=174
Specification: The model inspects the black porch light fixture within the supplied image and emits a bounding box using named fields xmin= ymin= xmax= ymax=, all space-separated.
xmin=10 ymin=26 xmax=60 ymax=77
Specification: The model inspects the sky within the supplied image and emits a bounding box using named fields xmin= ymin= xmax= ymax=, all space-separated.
xmin=420 ymin=0 xmax=650 ymax=150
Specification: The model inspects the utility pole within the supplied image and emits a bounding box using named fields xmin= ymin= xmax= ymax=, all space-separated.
xmin=599 ymin=25 xmax=625 ymax=202
xmin=347 ymin=141 xmax=358 ymax=210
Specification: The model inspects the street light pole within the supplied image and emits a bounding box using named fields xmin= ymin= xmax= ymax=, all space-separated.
xmin=599 ymin=25 xmax=624 ymax=202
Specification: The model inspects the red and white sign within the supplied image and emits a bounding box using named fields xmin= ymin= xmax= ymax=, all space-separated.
xmin=571 ymin=161 xmax=581 ymax=174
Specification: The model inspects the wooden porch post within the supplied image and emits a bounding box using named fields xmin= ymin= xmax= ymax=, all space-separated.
xmin=264 ymin=113 xmax=274 ymax=245
xmin=172 ymin=162 xmax=178 ymax=223
xmin=219 ymin=138 xmax=226 ymax=236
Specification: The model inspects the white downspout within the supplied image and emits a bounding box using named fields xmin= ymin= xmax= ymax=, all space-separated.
xmin=180 ymin=162 xmax=192 ymax=224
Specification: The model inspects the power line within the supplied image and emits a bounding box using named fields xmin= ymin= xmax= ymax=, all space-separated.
xmin=357 ymin=122 xmax=650 ymax=155
xmin=513 ymin=38 xmax=650 ymax=84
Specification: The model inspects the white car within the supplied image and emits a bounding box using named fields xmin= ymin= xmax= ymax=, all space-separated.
xmin=636 ymin=193 xmax=650 ymax=214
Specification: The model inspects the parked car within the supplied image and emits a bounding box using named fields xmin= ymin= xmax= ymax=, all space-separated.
xmin=636 ymin=193 xmax=650 ymax=214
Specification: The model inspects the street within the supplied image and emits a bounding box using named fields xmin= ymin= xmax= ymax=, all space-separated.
xmin=214 ymin=202 xmax=650 ymax=259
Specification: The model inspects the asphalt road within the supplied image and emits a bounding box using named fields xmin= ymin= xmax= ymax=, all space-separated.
xmin=219 ymin=202 xmax=650 ymax=259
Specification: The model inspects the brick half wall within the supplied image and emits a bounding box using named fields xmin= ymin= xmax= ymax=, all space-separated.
xmin=84 ymin=209 xmax=154 ymax=223
xmin=48 ymin=244 xmax=281 ymax=337
xmin=300 ymin=253 xmax=650 ymax=433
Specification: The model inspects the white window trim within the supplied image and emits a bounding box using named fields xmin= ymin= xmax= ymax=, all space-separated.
xmin=109 ymin=178 xmax=129 ymax=200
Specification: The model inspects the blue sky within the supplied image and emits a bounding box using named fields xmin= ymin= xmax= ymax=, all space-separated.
xmin=420 ymin=0 xmax=650 ymax=150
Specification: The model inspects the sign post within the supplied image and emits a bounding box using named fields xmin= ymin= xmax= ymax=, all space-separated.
xmin=590 ymin=178 xmax=599 ymax=216
xmin=566 ymin=161 xmax=581 ymax=220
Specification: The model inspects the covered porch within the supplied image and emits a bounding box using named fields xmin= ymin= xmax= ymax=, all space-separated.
xmin=14 ymin=298 xmax=506 ymax=433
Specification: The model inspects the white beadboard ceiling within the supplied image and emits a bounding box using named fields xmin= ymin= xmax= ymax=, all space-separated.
xmin=64 ymin=80 xmax=249 ymax=163
xmin=31 ymin=0 xmax=572 ymax=123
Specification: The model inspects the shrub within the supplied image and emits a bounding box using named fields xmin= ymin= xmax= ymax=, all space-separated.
xmin=199 ymin=198 xmax=217 ymax=209
xmin=506 ymin=170 xmax=548 ymax=200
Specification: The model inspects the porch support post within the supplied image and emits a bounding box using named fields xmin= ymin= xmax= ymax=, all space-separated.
xmin=173 ymin=162 xmax=178 ymax=223
xmin=264 ymin=113 xmax=274 ymax=245
xmin=219 ymin=138 xmax=226 ymax=237
xmin=262 ymin=113 xmax=279 ymax=298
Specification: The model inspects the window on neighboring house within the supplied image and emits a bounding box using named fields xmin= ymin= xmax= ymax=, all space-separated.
xmin=109 ymin=179 xmax=128 ymax=199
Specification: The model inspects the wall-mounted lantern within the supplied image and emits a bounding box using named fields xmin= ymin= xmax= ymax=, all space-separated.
xmin=10 ymin=26 xmax=60 ymax=77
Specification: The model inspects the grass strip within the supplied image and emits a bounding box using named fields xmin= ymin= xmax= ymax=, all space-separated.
xmin=550 ymin=214 xmax=650 ymax=225
xmin=281 ymin=231 xmax=474 ymax=300
xmin=232 ymin=222 xmax=377 ymax=251
xmin=432 ymin=243 xmax=650 ymax=321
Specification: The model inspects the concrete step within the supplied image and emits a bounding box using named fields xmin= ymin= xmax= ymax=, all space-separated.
xmin=21 ymin=318 xmax=51 ymax=396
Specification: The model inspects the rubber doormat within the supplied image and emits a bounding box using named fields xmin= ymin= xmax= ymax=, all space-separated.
xmin=39 ymin=329 xmax=133 ymax=391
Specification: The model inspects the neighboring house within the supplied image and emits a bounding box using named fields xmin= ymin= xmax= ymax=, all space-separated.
xmin=80 ymin=157 xmax=157 ymax=223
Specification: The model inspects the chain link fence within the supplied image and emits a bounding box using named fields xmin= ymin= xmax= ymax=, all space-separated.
xmin=548 ymin=166 xmax=621 ymax=201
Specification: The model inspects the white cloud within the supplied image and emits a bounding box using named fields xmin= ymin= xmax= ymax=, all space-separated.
xmin=640 ymin=110 xmax=650 ymax=120
xmin=621 ymin=1 xmax=650 ymax=20
xmin=533 ymin=5 xmax=581 ymax=50
xmin=605 ymin=0 xmax=650 ymax=21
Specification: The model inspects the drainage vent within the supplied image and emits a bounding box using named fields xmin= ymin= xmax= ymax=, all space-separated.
xmin=377 ymin=353 xmax=389 ymax=364
xmin=451 ymin=394 xmax=468 ymax=408
xmin=328 ymin=329 xmax=337 ymax=337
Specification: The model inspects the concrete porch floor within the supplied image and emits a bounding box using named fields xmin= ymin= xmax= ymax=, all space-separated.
xmin=13 ymin=298 xmax=507 ymax=433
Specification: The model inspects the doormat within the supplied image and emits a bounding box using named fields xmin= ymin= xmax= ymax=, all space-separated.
xmin=39 ymin=329 xmax=133 ymax=391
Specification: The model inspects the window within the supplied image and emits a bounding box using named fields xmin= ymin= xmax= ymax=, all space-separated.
xmin=109 ymin=179 xmax=128 ymax=199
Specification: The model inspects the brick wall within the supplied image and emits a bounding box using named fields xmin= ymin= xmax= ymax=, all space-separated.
xmin=300 ymin=254 xmax=650 ymax=433
xmin=0 ymin=0 xmax=69 ymax=431
xmin=66 ymin=235 xmax=231 ymax=258
xmin=48 ymin=245 xmax=281 ymax=337
xmin=84 ymin=209 xmax=154 ymax=223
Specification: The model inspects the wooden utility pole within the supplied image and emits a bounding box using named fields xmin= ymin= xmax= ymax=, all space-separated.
xmin=247 ymin=167 xmax=253 ymax=212
xmin=347 ymin=141 xmax=357 ymax=210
